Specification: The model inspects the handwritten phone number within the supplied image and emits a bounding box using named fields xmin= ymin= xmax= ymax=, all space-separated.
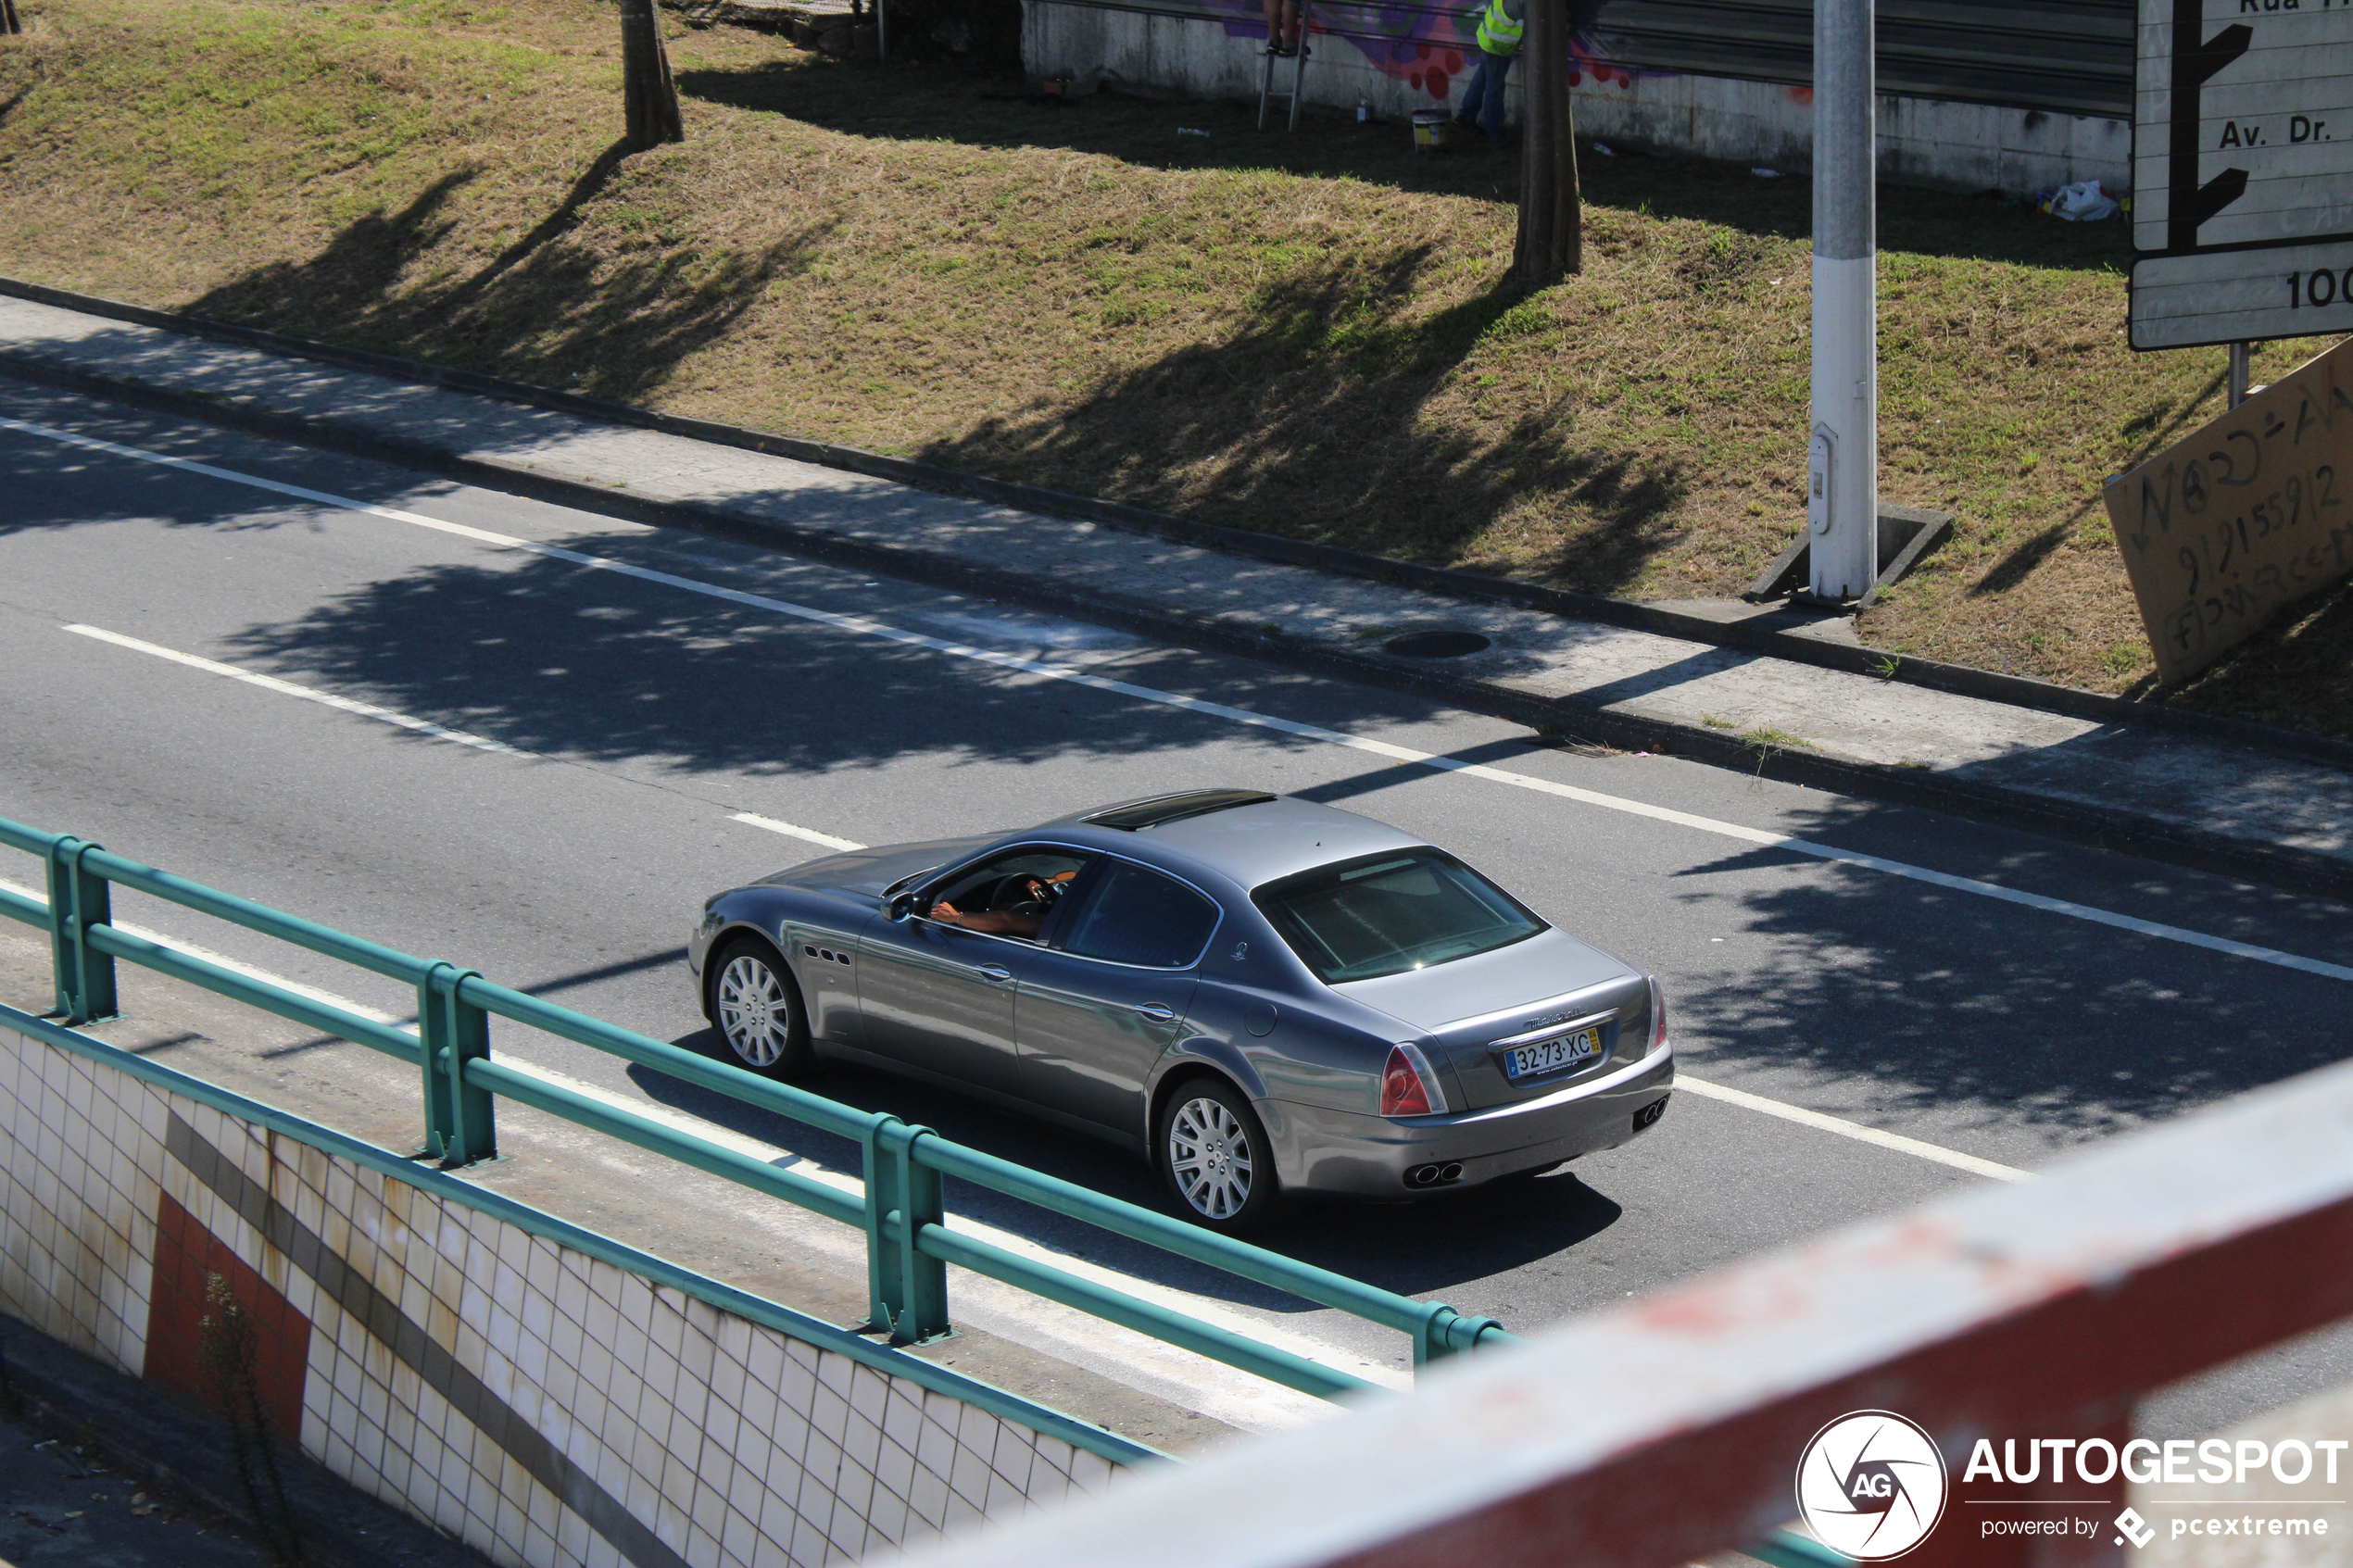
xmin=2164 ymin=464 xmax=2353 ymax=656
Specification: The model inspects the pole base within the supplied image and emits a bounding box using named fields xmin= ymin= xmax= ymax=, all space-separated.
xmin=1746 ymin=505 xmax=1953 ymax=610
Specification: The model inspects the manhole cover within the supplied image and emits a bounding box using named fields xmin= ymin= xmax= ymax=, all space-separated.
xmin=1383 ymin=630 xmax=1492 ymax=659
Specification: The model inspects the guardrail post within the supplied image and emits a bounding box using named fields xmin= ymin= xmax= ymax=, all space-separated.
xmin=862 ymin=1115 xmax=950 ymax=1343
xmin=1412 ymin=1304 xmax=1506 ymax=1368
xmin=418 ymin=962 xmax=497 ymax=1165
xmin=45 ymin=837 xmax=117 ymax=1024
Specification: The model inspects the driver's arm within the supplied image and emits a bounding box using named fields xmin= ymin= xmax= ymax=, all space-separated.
xmin=928 ymin=870 xmax=1075 ymax=935
xmin=929 ymin=901 xmax=1042 ymax=935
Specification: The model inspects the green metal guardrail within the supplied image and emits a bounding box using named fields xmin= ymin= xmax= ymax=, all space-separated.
xmin=0 ymin=812 xmax=1520 ymax=1399
xmin=0 ymin=810 xmax=1848 ymax=1565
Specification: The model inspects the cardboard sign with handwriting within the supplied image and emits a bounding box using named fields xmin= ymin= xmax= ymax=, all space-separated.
xmin=2103 ymin=335 xmax=2353 ymax=686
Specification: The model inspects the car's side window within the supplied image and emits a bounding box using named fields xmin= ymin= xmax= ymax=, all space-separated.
xmin=1058 ymin=859 xmax=1219 ymax=970
xmin=921 ymin=848 xmax=1090 ymax=943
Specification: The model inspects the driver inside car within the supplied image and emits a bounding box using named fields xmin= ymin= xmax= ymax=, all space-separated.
xmin=930 ymin=869 xmax=1077 ymax=937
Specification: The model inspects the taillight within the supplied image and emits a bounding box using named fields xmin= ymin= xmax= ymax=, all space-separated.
xmin=1380 ymin=1043 xmax=1447 ymax=1117
xmin=1646 ymin=974 xmax=1670 ymax=1056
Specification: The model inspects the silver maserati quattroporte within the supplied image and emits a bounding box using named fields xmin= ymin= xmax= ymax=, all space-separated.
xmin=688 ymin=790 xmax=1673 ymax=1232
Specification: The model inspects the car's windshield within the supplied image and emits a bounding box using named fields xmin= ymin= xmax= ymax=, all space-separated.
xmin=1252 ymin=850 xmax=1545 ymax=984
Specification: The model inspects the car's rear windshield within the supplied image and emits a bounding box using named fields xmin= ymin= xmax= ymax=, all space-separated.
xmin=1251 ymin=850 xmax=1545 ymax=984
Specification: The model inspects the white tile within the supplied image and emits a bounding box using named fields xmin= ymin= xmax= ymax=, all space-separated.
xmin=988 ymin=1436 xmax=1036 ymax=1500
xmin=984 ymin=1462 xmax=1029 ymax=1518
xmin=840 ymin=1406 xmax=882 ymax=1478
xmin=865 ymin=1486 xmax=910 ymax=1551
xmin=555 ymin=1506 xmax=594 ymax=1562
xmin=845 ymin=1363 xmax=888 ymax=1431
xmin=913 ymin=1413 xmax=959 ymax=1484
xmin=721 ymin=1499 xmax=761 ymax=1565
xmin=1030 ymin=1436 xmax=1075 ymax=1486
xmin=953 ymin=1406 xmax=1000 ymax=1471
xmin=809 ymin=1386 xmax=849 ymax=1449
xmin=787 ymin=1511 xmax=832 ymax=1568
xmin=1069 ymin=1449 xmax=1115 ymax=1493
xmin=948 ymin=1445 xmax=994 ymax=1511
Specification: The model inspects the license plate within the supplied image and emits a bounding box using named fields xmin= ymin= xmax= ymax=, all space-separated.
xmin=1504 ymin=1026 xmax=1601 ymax=1081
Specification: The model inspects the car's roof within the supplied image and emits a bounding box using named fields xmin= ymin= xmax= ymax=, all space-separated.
xmin=1044 ymin=793 xmax=1428 ymax=890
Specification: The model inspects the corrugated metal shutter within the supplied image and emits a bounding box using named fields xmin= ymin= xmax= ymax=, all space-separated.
xmin=1587 ymin=0 xmax=2133 ymax=119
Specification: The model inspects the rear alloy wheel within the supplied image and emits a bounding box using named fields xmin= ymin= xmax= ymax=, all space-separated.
xmin=710 ymin=937 xmax=811 ymax=1077
xmin=1157 ymin=1078 xmax=1278 ymax=1234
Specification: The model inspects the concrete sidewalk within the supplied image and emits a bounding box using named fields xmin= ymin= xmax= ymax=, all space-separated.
xmin=4 ymin=285 xmax=2351 ymax=895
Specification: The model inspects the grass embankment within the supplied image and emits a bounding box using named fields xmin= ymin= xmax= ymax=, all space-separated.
xmin=0 ymin=0 xmax=2346 ymax=732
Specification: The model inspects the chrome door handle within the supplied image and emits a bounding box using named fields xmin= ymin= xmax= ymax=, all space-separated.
xmin=975 ymin=963 xmax=1014 ymax=982
xmin=1135 ymin=1003 xmax=1176 ymax=1022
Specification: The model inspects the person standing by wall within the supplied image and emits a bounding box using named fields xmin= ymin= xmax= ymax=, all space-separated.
xmin=1455 ymin=0 xmax=1525 ymax=144
xmin=1262 ymin=0 xmax=1304 ymax=54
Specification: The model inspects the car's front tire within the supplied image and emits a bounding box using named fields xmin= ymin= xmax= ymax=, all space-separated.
xmin=708 ymin=935 xmax=812 ymax=1078
xmin=1156 ymin=1077 xmax=1280 ymax=1234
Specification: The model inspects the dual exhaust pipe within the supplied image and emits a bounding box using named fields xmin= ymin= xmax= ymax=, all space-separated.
xmin=1405 ymin=1161 xmax=1464 ymax=1188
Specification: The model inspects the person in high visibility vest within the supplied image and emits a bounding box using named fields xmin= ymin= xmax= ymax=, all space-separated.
xmin=1454 ymin=0 xmax=1525 ymax=144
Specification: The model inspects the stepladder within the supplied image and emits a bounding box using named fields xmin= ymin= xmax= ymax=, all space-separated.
xmin=1258 ymin=37 xmax=1310 ymax=130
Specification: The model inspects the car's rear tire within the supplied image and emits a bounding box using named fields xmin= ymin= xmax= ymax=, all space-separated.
xmin=1156 ymin=1077 xmax=1280 ymax=1234
xmin=708 ymin=936 xmax=812 ymax=1078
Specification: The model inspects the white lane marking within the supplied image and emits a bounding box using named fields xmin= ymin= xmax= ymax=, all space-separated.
xmin=730 ymin=812 xmax=866 ymax=852
xmin=61 ymin=624 xmax=529 ymax=757
xmin=59 ymin=628 xmax=875 ymax=856
xmin=1671 ymin=1075 xmax=2029 ymax=1182
xmin=0 ymin=875 xmax=1389 ymax=1418
xmin=16 ymin=414 xmax=2352 ymax=992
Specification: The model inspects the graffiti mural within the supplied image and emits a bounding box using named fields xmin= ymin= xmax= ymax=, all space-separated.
xmin=1044 ymin=0 xmax=2133 ymax=119
xmin=1141 ymin=0 xmax=1629 ymax=101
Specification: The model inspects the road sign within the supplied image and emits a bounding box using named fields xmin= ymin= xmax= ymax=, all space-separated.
xmin=2131 ymin=0 xmax=2353 ymax=349
xmin=2133 ymin=236 xmax=2353 ymax=346
xmin=2102 ymin=333 xmax=2353 ymax=683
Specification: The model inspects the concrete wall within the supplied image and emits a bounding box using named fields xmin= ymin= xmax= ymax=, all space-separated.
xmin=1020 ymin=2 xmax=2130 ymax=194
xmin=0 ymin=1019 xmax=1126 ymax=1568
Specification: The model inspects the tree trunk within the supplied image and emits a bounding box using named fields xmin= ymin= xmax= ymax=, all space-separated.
xmin=620 ymin=0 xmax=686 ymax=151
xmin=1513 ymin=0 xmax=1581 ymax=285
xmin=1 ymin=0 xmax=23 ymax=39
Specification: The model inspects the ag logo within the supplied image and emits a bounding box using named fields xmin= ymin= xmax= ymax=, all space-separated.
xmin=1794 ymin=1411 xmax=1950 ymax=1561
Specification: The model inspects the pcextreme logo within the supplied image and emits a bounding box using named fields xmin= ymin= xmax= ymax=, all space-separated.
xmin=1795 ymin=1411 xmax=1950 ymax=1561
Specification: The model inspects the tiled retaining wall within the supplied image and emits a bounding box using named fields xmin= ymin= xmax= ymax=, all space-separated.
xmin=0 ymin=1018 xmax=1127 ymax=1567
xmin=1021 ymin=1 xmax=2130 ymax=194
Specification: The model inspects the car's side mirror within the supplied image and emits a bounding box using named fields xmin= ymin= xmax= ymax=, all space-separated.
xmin=886 ymin=891 xmax=917 ymax=922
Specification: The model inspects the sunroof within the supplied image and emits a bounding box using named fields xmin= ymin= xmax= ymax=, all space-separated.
xmin=1080 ymin=790 xmax=1277 ymax=832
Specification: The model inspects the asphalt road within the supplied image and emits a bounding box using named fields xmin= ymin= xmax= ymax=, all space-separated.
xmin=4 ymin=380 xmax=2350 ymax=1438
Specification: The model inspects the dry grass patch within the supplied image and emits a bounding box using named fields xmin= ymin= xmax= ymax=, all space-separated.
xmin=2 ymin=0 xmax=2348 ymax=730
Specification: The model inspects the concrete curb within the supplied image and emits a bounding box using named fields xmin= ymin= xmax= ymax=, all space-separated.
xmin=5 ymin=280 xmax=2352 ymax=897
xmin=0 ymin=1314 xmax=494 ymax=1568
xmin=5 ymin=274 xmax=2347 ymax=771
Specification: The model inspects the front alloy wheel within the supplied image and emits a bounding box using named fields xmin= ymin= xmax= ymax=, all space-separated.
xmin=1159 ymin=1081 xmax=1277 ymax=1233
xmin=711 ymin=939 xmax=806 ymax=1075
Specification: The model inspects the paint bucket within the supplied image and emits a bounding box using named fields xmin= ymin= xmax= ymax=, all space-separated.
xmin=1412 ymin=109 xmax=1453 ymax=154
